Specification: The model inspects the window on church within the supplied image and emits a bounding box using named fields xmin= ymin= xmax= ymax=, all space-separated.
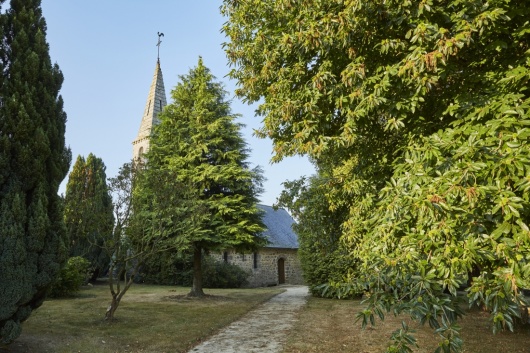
xmin=159 ymin=100 xmax=162 ymax=111
xmin=253 ymin=252 xmax=258 ymax=269
xmin=138 ymin=147 xmax=144 ymax=156
xmin=223 ymin=251 xmax=228 ymax=263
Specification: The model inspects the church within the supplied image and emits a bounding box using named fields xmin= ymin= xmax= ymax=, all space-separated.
xmin=132 ymin=54 xmax=304 ymax=287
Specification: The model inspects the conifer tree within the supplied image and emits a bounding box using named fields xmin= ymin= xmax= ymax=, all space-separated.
xmin=144 ymin=57 xmax=266 ymax=297
xmin=0 ymin=0 xmax=70 ymax=344
xmin=64 ymin=154 xmax=113 ymax=281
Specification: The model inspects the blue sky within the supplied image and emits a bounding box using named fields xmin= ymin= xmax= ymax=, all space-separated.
xmin=40 ymin=1 xmax=315 ymax=206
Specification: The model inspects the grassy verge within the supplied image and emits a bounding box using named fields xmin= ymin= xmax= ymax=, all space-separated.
xmin=9 ymin=282 xmax=282 ymax=353
xmin=283 ymin=296 xmax=530 ymax=353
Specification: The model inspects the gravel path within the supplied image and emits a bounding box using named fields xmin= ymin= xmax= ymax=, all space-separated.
xmin=187 ymin=285 xmax=309 ymax=353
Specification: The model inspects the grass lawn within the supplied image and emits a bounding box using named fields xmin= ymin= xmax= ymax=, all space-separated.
xmin=282 ymin=296 xmax=530 ymax=353
xmin=8 ymin=281 xmax=282 ymax=353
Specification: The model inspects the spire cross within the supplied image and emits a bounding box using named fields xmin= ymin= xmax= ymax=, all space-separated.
xmin=157 ymin=32 xmax=164 ymax=60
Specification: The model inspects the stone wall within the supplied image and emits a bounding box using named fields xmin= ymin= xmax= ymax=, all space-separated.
xmin=210 ymin=248 xmax=304 ymax=287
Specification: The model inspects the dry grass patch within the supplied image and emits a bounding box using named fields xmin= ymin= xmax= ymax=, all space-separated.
xmin=7 ymin=282 xmax=282 ymax=353
xmin=283 ymin=297 xmax=530 ymax=353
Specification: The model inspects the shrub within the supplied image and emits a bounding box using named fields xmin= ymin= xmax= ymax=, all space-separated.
xmin=138 ymin=252 xmax=191 ymax=285
xmin=139 ymin=254 xmax=250 ymax=288
xmin=202 ymin=257 xmax=251 ymax=288
xmin=48 ymin=256 xmax=91 ymax=298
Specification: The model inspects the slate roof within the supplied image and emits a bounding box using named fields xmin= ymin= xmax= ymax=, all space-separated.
xmin=258 ymin=204 xmax=299 ymax=249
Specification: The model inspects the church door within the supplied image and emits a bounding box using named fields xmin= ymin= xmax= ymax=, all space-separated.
xmin=278 ymin=258 xmax=285 ymax=284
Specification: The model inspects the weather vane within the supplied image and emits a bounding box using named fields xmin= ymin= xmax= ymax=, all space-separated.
xmin=157 ymin=32 xmax=164 ymax=61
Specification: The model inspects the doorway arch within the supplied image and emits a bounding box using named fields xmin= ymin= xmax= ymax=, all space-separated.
xmin=277 ymin=258 xmax=286 ymax=284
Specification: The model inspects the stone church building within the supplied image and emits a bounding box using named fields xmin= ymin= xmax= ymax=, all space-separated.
xmin=132 ymin=56 xmax=304 ymax=287
xmin=211 ymin=204 xmax=304 ymax=287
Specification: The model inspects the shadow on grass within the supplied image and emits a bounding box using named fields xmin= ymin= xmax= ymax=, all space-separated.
xmin=12 ymin=283 xmax=282 ymax=353
xmin=283 ymin=296 xmax=530 ymax=353
xmin=163 ymin=294 xmax=237 ymax=302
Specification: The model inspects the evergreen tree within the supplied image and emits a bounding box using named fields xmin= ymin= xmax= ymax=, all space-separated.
xmin=64 ymin=154 xmax=113 ymax=281
xmin=0 ymin=0 xmax=70 ymax=344
xmin=145 ymin=57 xmax=266 ymax=297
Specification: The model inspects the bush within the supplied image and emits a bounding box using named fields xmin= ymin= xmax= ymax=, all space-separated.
xmin=202 ymin=257 xmax=251 ymax=288
xmin=300 ymin=245 xmax=360 ymax=299
xmin=138 ymin=252 xmax=191 ymax=285
xmin=48 ymin=256 xmax=91 ymax=298
xmin=139 ymin=253 xmax=250 ymax=288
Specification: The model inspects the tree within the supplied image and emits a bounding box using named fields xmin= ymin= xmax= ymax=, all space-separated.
xmin=145 ymin=57 xmax=266 ymax=297
xmin=104 ymin=163 xmax=204 ymax=321
xmin=104 ymin=162 xmax=143 ymax=321
xmin=276 ymin=175 xmax=356 ymax=298
xmin=0 ymin=0 xmax=70 ymax=344
xmin=222 ymin=0 xmax=530 ymax=351
xmin=104 ymin=162 xmax=137 ymax=322
xmin=64 ymin=154 xmax=114 ymax=281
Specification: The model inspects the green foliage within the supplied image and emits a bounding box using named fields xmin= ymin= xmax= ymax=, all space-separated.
xmin=138 ymin=252 xmax=191 ymax=285
xmin=103 ymin=163 xmax=202 ymax=320
xmin=103 ymin=162 xmax=150 ymax=321
xmin=48 ymin=256 xmax=91 ymax=298
xmin=130 ymin=167 xmax=207 ymax=260
xmin=202 ymin=257 xmax=251 ymax=288
xmin=101 ymin=161 xmax=208 ymax=318
xmin=222 ymin=0 xmax=530 ymax=351
xmin=0 ymin=0 xmax=71 ymax=344
xmin=355 ymin=114 xmax=530 ymax=339
xmin=64 ymin=154 xmax=114 ymax=280
xmin=144 ymin=57 xmax=266 ymax=296
xmin=140 ymin=254 xmax=250 ymax=288
xmin=276 ymin=176 xmax=359 ymax=298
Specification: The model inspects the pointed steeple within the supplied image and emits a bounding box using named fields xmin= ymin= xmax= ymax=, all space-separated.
xmin=132 ymin=58 xmax=167 ymax=160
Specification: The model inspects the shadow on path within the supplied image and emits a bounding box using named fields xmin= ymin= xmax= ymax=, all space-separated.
xmin=187 ymin=285 xmax=309 ymax=353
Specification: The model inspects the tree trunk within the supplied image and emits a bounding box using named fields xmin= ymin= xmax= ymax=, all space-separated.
xmin=105 ymin=293 xmax=120 ymax=321
xmin=105 ymin=262 xmax=138 ymax=321
xmin=188 ymin=245 xmax=204 ymax=297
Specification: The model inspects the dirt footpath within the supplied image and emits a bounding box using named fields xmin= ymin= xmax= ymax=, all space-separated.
xmin=187 ymin=285 xmax=309 ymax=353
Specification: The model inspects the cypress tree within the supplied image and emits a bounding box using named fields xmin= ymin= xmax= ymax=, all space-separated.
xmin=64 ymin=154 xmax=113 ymax=281
xmin=0 ymin=0 xmax=70 ymax=344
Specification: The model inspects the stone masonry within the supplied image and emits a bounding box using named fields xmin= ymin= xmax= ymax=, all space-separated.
xmin=211 ymin=248 xmax=304 ymax=287
xmin=132 ymin=59 xmax=167 ymax=160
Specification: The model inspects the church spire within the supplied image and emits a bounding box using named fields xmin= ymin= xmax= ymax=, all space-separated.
xmin=132 ymin=39 xmax=167 ymax=160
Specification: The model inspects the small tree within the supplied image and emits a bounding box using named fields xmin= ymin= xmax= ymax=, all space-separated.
xmin=64 ymin=154 xmax=114 ymax=281
xmin=103 ymin=162 xmax=134 ymax=321
xmin=104 ymin=163 xmax=204 ymax=321
xmin=145 ymin=57 xmax=266 ymax=297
